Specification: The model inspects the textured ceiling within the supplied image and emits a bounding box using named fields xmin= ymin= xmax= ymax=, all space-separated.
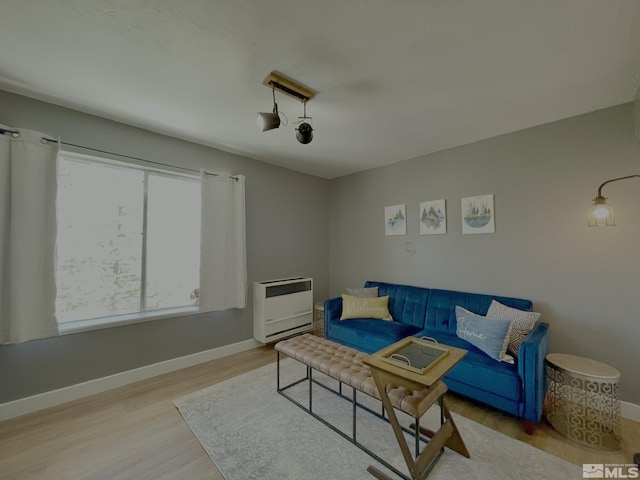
xmin=1 ymin=0 xmax=639 ymax=178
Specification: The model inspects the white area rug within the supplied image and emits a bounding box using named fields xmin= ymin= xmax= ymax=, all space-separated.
xmin=173 ymin=359 xmax=581 ymax=480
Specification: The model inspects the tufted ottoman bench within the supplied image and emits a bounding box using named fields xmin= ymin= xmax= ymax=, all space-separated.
xmin=275 ymin=333 xmax=449 ymax=479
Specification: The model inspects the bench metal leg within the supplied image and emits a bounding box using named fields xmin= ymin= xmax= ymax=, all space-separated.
xmin=415 ymin=417 xmax=420 ymax=458
xmin=353 ymin=387 xmax=357 ymax=442
xmin=308 ymin=366 xmax=313 ymax=413
xmin=276 ymin=352 xmax=411 ymax=480
xmin=275 ymin=348 xmax=438 ymax=480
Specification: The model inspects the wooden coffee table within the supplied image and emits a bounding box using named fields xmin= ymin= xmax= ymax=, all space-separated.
xmin=363 ymin=337 xmax=470 ymax=480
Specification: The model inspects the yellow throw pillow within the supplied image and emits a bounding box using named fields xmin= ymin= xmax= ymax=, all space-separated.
xmin=340 ymin=294 xmax=393 ymax=321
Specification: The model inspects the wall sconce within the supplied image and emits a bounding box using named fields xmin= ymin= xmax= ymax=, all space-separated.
xmin=588 ymin=175 xmax=640 ymax=227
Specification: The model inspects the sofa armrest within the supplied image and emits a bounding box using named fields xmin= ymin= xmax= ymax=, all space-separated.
xmin=324 ymin=297 xmax=342 ymax=337
xmin=517 ymin=321 xmax=550 ymax=422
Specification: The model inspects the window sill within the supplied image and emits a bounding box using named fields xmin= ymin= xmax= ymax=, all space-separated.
xmin=57 ymin=306 xmax=200 ymax=335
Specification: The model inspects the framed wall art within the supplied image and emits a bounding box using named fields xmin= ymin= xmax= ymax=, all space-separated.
xmin=385 ymin=204 xmax=406 ymax=236
xmin=461 ymin=194 xmax=495 ymax=234
xmin=419 ymin=199 xmax=446 ymax=235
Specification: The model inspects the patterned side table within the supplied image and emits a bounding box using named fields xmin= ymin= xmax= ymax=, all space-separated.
xmin=313 ymin=301 xmax=325 ymax=337
xmin=545 ymin=353 xmax=620 ymax=450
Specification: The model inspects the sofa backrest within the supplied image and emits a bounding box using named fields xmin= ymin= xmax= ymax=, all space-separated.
xmin=364 ymin=281 xmax=430 ymax=328
xmin=425 ymin=289 xmax=533 ymax=334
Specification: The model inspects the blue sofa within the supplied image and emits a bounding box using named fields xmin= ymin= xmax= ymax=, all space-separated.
xmin=324 ymin=281 xmax=549 ymax=426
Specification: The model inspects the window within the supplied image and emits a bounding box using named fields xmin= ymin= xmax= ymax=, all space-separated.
xmin=55 ymin=152 xmax=201 ymax=327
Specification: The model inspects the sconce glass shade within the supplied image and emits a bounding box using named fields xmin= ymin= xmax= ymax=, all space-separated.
xmin=256 ymin=111 xmax=280 ymax=132
xmin=296 ymin=122 xmax=313 ymax=144
xmin=588 ymin=196 xmax=615 ymax=227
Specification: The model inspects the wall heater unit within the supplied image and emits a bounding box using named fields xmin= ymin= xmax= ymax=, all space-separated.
xmin=253 ymin=277 xmax=313 ymax=343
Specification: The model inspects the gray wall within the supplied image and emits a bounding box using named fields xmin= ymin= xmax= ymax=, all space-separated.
xmin=0 ymin=90 xmax=330 ymax=403
xmin=3 ymin=89 xmax=639 ymax=408
xmin=329 ymin=103 xmax=640 ymax=405
xmin=635 ymin=85 xmax=640 ymax=143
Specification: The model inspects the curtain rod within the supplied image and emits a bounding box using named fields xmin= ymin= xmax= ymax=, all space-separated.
xmin=0 ymin=127 xmax=238 ymax=180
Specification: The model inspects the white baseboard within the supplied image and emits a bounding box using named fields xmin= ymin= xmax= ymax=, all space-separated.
xmin=0 ymin=338 xmax=262 ymax=422
xmin=622 ymin=401 xmax=640 ymax=423
xmin=2 ymin=340 xmax=639 ymax=425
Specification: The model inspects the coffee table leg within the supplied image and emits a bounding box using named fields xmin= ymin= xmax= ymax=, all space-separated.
xmin=440 ymin=399 xmax=469 ymax=458
xmin=368 ymin=369 xmax=469 ymax=480
xmin=367 ymin=465 xmax=395 ymax=480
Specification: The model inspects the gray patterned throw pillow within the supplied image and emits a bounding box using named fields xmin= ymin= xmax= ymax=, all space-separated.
xmin=346 ymin=286 xmax=378 ymax=298
xmin=486 ymin=300 xmax=541 ymax=358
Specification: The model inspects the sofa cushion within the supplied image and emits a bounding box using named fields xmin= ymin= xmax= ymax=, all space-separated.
xmin=328 ymin=318 xmax=422 ymax=354
xmin=417 ymin=331 xmax=522 ymax=402
xmin=340 ymin=294 xmax=392 ymax=320
xmin=425 ymin=289 xmax=533 ymax=334
xmin=364 ymin=281 xmax=430 ymax=328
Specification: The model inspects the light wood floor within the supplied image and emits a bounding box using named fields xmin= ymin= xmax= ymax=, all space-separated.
xmin=1 ymin=345 xmax=639 ymax=479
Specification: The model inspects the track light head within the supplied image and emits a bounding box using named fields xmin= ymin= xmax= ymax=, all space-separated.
xmin=296 ymin=122 xmax=313 ymax=144
xmin=257 ymin=111 xmax=280 ymax=132
xmin=257 ymin=86 xmax=281 ymax=132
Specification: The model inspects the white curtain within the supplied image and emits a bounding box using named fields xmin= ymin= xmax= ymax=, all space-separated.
xmin=0 ymin=126 xmax=59 ymax=344
xmin=199 ymin=171 xmax=247 ymax=312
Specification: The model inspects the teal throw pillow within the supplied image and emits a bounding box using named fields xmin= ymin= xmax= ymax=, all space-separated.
xmin=455 ymin=306 xmax=513 ymax=362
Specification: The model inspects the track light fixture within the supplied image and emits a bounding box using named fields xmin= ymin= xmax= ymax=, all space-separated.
xmin=256 ymin=86 xmax=280 ymax=132
xmin=258 ymin=71 xmax=316 ymax=144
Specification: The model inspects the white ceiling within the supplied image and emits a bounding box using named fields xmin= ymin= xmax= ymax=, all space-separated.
xmin=1 ymin=1 xmax=639 ymax=179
